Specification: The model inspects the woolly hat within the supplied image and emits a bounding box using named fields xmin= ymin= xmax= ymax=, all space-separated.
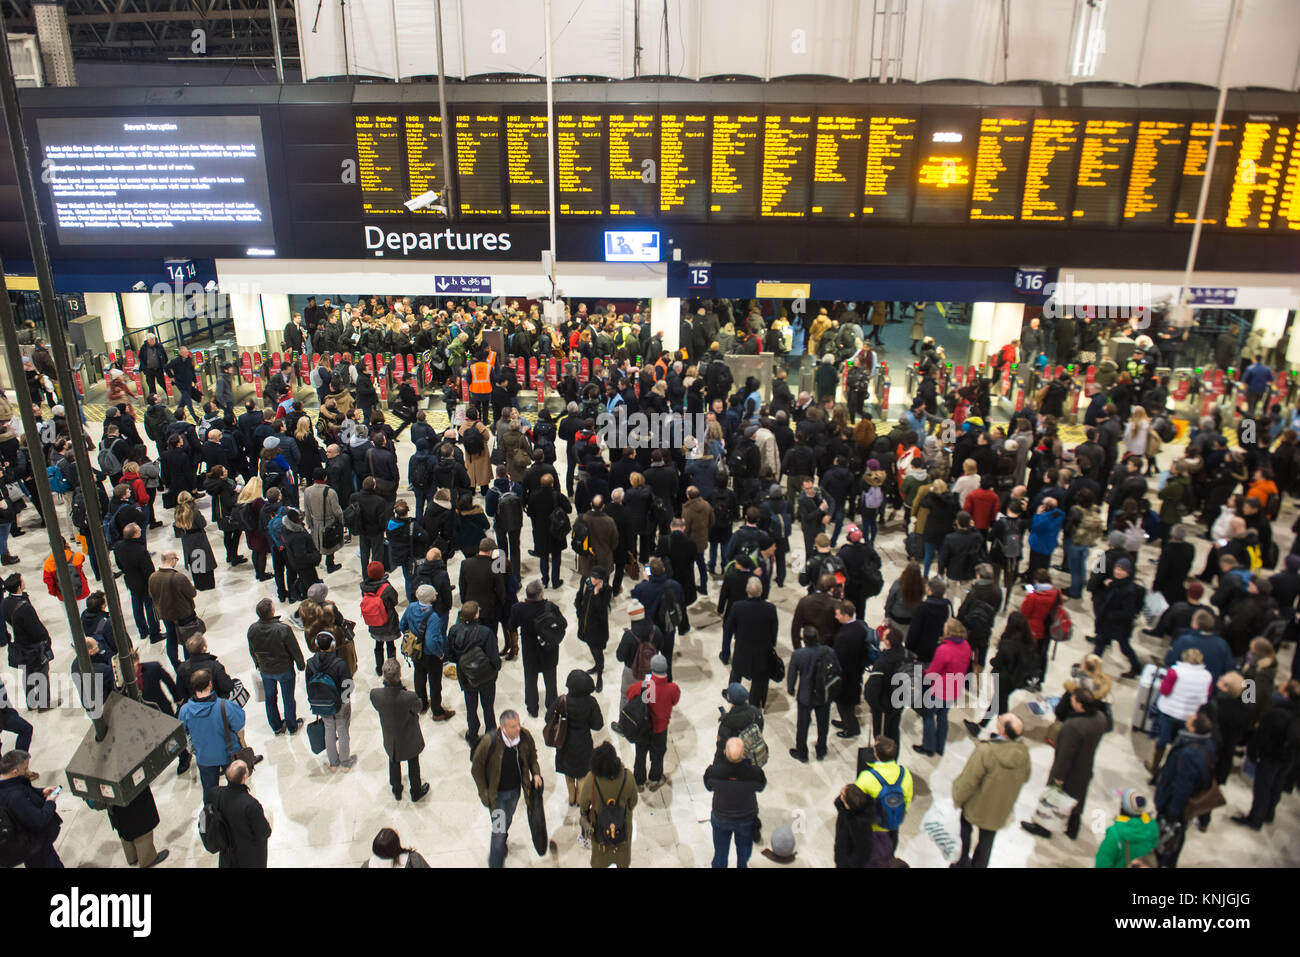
xmin=725 ymin=682 xmax=749 ymax=704
xmin=867 ymin=459 xmax=880 ymax=469
xmin=263 ymin=436 xmax=279 ymax=449
xmin=366 ymin=560 xmax=385 ymax=580
xmin=1107 ymin=530 xmax=1127 ymax=548
xmin=1117 ymin=789 xmax=1148 ymax=816
xmin=416 ymin=584 xmax=436 ymax=604
xmin=650 ymin=653 xmax=668 ymax=676
xmin=1114 ymin=557 xmax=1134 ymax=574
xmin=627 ymin=600 xmax=645 ymax=621
xmin=306 ymin=583 xmax=329 ymax=603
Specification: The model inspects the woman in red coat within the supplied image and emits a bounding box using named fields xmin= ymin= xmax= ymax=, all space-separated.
xmin=1018 ymin=569 xmax=1061 ymax=671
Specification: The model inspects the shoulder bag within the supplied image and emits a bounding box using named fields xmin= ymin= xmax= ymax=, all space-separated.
xmin=220 ymin=698 xmax=261 ymax=769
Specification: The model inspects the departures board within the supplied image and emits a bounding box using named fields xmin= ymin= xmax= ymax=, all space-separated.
xmin=349 ymin=106 xmax=1300 ymax=232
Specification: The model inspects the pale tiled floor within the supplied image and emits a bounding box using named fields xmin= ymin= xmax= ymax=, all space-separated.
xmin=14 ymin=422 xmax=1300 ymax=869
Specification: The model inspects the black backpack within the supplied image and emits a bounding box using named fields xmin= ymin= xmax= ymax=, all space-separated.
xmin=617 ymin=689 xmax=652 ymax=743
xmin=570 ymin=514 xmax=591 ymax=554
xmin=409 ymin=456 xmax=434 ymax=489
xmin=657 ymin=587 xmax=684 ymax=633
xmin=462 ymin=425 xmax=485 ymax=456
xmin=863 ymin=563 xmax=885 ymax=598
xmin=229 ymin=502 xmax=255 ymax=534
xmin=198 ymin=794 xmax=234 ymax=855
xmin=551 ymin=505 xmax=573 ymax=542
xmin=0 ymin=805 xmax=33 ymax=867
xmin=963 ymin=597 xmax=996 ymax=646
xmin=453 ymin=626 xmax=495 ymax=688
xmin=727 ymin=444 xmax=752 ymax=478
xmin=591 ymin=776 xmax=629 ymax=847
xmin=811 ymin=646 xmax=843 ymax=707
xmin=532 ymin=602 xmax=567 ymax=647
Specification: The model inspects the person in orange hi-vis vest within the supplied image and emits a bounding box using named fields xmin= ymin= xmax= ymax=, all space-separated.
xmin=467 ymin=350 xmax=493 ymax=424
xmin=43 ymin=541 xmax=89 ymax=603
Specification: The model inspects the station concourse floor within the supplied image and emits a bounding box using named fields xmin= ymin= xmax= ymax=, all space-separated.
xmin=14 ymin=382 xmax=1300 ymax=870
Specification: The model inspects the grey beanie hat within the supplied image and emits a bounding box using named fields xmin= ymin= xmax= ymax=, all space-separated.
xmin=1108 ymin=530 xmax=1126 ymax=548
xmin=650 ymin=653 xmax=668 ymax=676
xmin=306 ymin=583 xmax=329 ymax=603
xmin=262 ymin=436 xmax=279 ymax=449
xmin=416 ymin=584 xmax=436 ymax=604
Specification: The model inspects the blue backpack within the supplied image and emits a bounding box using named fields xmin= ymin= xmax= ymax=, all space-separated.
xmin=306 ymin=670 xmax=340 ymax=716
xmin=102 ymin=502 xmax=124 ymax=546
xmin=865 ymin=766 xmax=907 ymax=831
xmin=46 ymin=464 xmax=70 ymax=494
xmin=266 ymin=511 xmax=286 ymax=550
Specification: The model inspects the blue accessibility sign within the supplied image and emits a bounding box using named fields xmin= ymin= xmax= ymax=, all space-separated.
xmin=434 ymin=275 xmax=493 ymax=294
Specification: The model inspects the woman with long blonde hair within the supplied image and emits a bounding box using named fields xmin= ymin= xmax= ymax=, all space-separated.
xmin=172 ymin=491 xmax=216 ymax=590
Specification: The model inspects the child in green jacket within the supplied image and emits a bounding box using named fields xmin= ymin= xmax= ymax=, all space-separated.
xmin=1095 ymin=789 xmax=1160 ymax=867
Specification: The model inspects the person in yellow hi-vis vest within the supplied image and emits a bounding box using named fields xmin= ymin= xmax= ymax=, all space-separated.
xmin=467 ymin=350 xmax=493 ymax=423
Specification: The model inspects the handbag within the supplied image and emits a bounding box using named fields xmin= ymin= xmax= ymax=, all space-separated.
xmin=767 ymin=649 xmax=785 ymax=682
xmin=367 ymin=449 xmax=398 ymax=497
xmin=228 ymin=678 xmax=250 ymax=708
xmin=220 ymin=698 xmax=261 ymax=769
xmin=542 ymin=695 xmax=569 ymax=749
xmin=1032 ymin=785 xmax=1079 ymax=834
xmin=305 ymin=718 xmax=327 ymax=755
xmin=624 ymin=557 xmax=641 ymax=581
xmin=1182 ymin=781 xmax=1226 ymax=821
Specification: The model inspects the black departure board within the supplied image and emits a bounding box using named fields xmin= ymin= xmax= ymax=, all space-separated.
xmin=356 ymin=113 xmax=404 ymax=215
xmin=1173 ymin=121 xmax=1236 ymax=226
xmin=912 ymin=113 xmax=976 ymax=224
xmin=660 ymin=112 xmax=708 ymax=217
xmin=760 ymin=113 xmax=813 ymax=218
xmin=1278 ymin=120 xmax=1300 ymax=231
xmin=505 ymin=112 xmax=549 ymax=217
xmin=1021 ymin=116 xmax=1081 ymax=222
xmin=1123 ymin=119 xmax=1187 ymax=226
xmin=810 ymin=113 xmax=864 ymax=219
xmin=556 ymin=112 xmax=605 ymax=216
xmin=1073 ymin=117 xmax=1134 ymax=225
xmin=608 ymin=112 xmax=656 ymax=217
xmin=404 ymin=114 xmax=444 ymax=216
xmin=1223 ymin=117 xmax=1289 ymax=229
xmin=969 ymin=113 xmax=1030 ymax=221
xmin=709 ymin=113 xmax=762 ymax=221
xmin=861 ymin=114 xmax=918 ymax=221
xmin=454 ymin=112 xmax=504 ymax=217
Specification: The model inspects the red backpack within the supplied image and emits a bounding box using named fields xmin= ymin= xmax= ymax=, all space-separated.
xmin=1048 ymin=594 xmax=1073 ymax=643
xmin=360 ymin=589 xmax=389 ymax=627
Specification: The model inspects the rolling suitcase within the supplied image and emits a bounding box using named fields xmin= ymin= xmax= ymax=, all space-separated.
xmin=1132 ymin=663 xmax=1165 ymax=735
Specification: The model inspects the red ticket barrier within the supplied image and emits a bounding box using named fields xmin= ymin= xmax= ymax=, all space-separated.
xmin=953 ymin=364 xmax=965 ymax=386
xmin=254 ymin=373 xmax=263 ymax=399
xmin=241 ymin=352 xmax=253 ymax=383
xmin=966 ymin=365 xmax=977 ymax=388
xmin=379 ymin=376 xmax=388 ymax=401
xmin=580 ymin=358 xmax=590 ymax=384
xmin=1071 ymin=386 xmax=1082 ymax=415
xmin=547 ymin=358 xmax=557 ymax=387
xmin=593 ymin=357 xmax=604 ymax=380
xmin=515 ymin=356 xmax=525 ymax=383
xmin=163 ymin=375 xmax=173 ymax=398
xmin=1212 ymin=369 xmax=1225 ymax=395
xmin=281 ymin=351 xmax=292 ymax=371
xmin=73 ymin=370 xmax=84 ymax=397
xmin=364 ymin=353 xmax=374 ymax=375
xmin=394 ymin=354 xmax=406 ymax=378
xmin=303 ymin=354 xmax=312 ymax=379
xmin=1014 ymin=387 xmax=1024 ymax=412
xmin=333 ymin=353 xmax=342 ymax=366
xmin=1000 ymin=363 xmax=1011 ymax=397
xmin=271 ymin=352 xmax=281 ymax=374
xmin=529 ymin=357 xmax=537 ymax=387
xmin=124 ymin=350 xmax=135 ymax=374
xmin=460 ymin=376 xmax=469 ymax=402
xmin=1201 ymin=393 xmax=1215 ymax=417
xmin=1173 ymin=377 xmax=1190 ymax=401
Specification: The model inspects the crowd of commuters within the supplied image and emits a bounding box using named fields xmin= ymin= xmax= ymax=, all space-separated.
xmin=0 ymin=296 xmax=1295 ymax=870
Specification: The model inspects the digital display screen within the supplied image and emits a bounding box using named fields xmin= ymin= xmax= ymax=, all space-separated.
xmin=505 ymin=112 xmax=549 ymax=217
xmin=556 ymin=112 xmax=605 ymax=216
xmin=760 ymin=113 xmax=813 ymax=218
xmin=404 ymin=114 xmax=445 ymax=216
xmin=969 ymin=113 xmax=1031 ymax=221
xmin=1222 ymin=116 xmax=1290 ymax=229
xmin=659 ymin=112 xmax=709 ymax=218
xmin=1021 ymin=115 xmax=1082 ymax=223
xmin=1173 ymin=121 xmax=1236 ymax=226
xmin=1277 ymin=120 xmax=1300 ymax=231
xmin=912 ymin=113 xmax=976 ymax=224
xmin=604 ymin=230 xmax=660 ymax=262
xmin=454 ymin=112 xmax=504 ymax=217
xmin=1073 ymin=117 xmax=1135 ymax=226
xmin=37 ymin=114 xmax=274 ymax=245
xmin=608 ymin=112 xmax=657 ymax=217
xmin=862 ymin=114 xmax=918 ymax=221
xmin=355 ymin=113 xmax=404 ymax=215
xmin=1123 ymin=119 xmax=1187 ymax=226
xmin=811 ymin=113 xmax=865 ymax=219
xmin=709 ymin=113 xmax=762 ymax=221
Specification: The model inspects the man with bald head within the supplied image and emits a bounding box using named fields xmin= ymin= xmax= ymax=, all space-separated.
xmin=704 ymin=736 xmax=767 ymax=868
xmin=950 ymin=713 xmax=1032 ymax=868
xmin=324 ymin=441 xmax=354 ymax=509
xmin=203 ymin=759 xmax=272 ymax=868
xmin=579 ymin=494 xmax=618 ymax=578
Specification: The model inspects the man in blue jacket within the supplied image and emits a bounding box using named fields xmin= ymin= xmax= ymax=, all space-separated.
xmin=1154 ymin=707 xmax=1215 ymax=868
xmin=1026 ymin=498 xmax=1065 ymax=574
xmin=179 ymin=669 xmax=249 ymax=793
xmin=631 ymin=558 xmax=686 ymax=683
xmin=1164 ymin=610 xmax=1235 ymax=683
xmin=401 ymin=584 xmax=456 ymax=722
xmin=1241 ymin=356 xmax=1274 ymax=415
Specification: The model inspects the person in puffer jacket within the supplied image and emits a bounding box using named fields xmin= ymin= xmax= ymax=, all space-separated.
xmin=43 ymin=542 xmax=89 ymax=603
xmin=399 ymin=584 xmax=455 ymax=721
xmin=918 ymin=620 xmax=972 ymax=757
xmin=1147 ymin=647 xmax=1213 ymax=782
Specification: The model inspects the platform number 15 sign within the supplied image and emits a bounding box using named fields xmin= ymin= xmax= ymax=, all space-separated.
xmin=688 ymin=264 xmax=712 ymax=290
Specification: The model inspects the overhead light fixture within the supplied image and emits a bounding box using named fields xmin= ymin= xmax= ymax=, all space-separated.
xmin=1070 ymin=0 xmax=1107 ymax=78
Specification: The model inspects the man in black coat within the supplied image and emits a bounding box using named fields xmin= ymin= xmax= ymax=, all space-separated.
xmin=459 ymin=537 xmax=509 ymax=652
xmin=1093 ymin=558 xmax=1145 ymax=678
xmin=905 ymin=578 xmax=952 ymax=665
xmin=204 ymin=759 xmax=272 ymax=867
xmin=831 ymin=601 xmax=870 ymax=738
xmin=0 ymin=749 xmax=62 ymax=867
xmin=506 ymin=581 xmax=564 ymax=718
xmin=113 ymin=524 xmax=161 ymax=644
xmin=726 ymin=576 xmax=779 ymax=708
xmin=349 ymin=477 xmax=393 ymax=571
xmin=176 ymin=633 xmax=236 ymax=703
xmin=939 ymin=512 xmax=987 ymax=590
xmin=2 ymin=575 xmax=54 ymax=711
xmin=324 ymin=443 xmax=355 ymax=507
